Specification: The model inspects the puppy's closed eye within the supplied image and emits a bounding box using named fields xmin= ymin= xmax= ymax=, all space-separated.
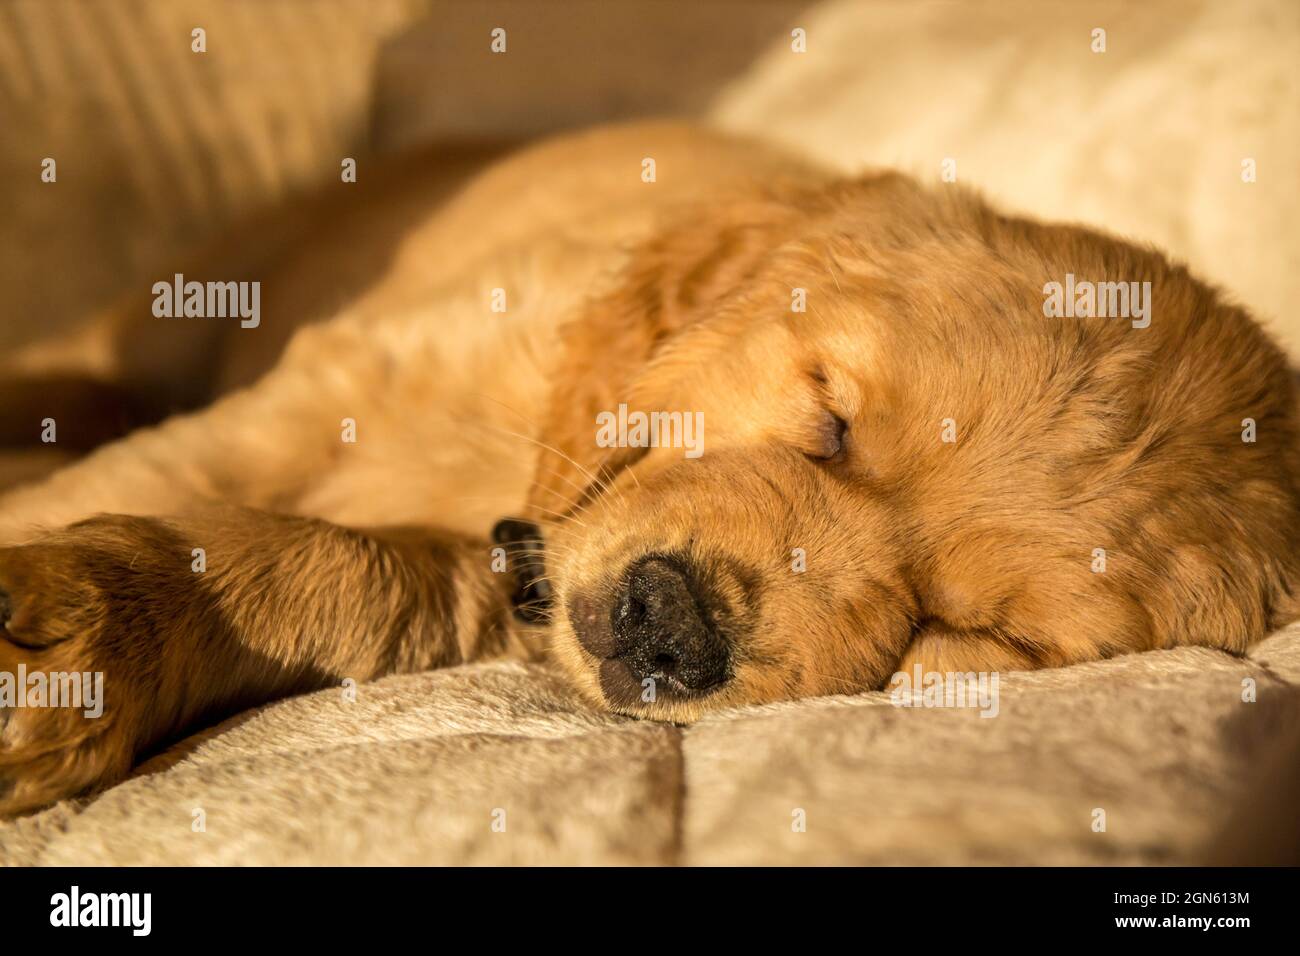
xmin=807 ymin=408 xmax=848 ymax=461
xmin=800 ymin=364 xmax=850 ymax=461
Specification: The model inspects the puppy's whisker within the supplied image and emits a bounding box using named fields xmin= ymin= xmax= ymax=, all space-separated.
xmin=520 ymin=574 xmax=560 ymax=590
xmin=801 ymin=668 xmax=870 ymax=693
xmin=425 ymin=495 xmax=590 ymax=531
xmin=496 ymin=545 xmax=573 ymax=566
xmin=593 ymin=447 xmax=641 ymax=494
xmin=536 ymin=466 xmax=598 ymax=515
xmin=468 ymin=421 xmax=640 ymax=517
xmin=493 ymin=538 xmax=576 ymax=562
xmin=823 ymin=256 xmax=845 ymax=296
xmin=479 ymin=425 xmax=604 ymax=489
xmin=467 ymin=393 xmax=542 ymax=431
xmin=467 ymin=413 xmax=641 ymax=515
xmin=400 ymin=415 xmax=610 ymax=516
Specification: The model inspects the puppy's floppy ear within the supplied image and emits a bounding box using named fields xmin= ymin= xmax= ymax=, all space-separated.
xmin=525 ymin=194 xmax=806 ymax=519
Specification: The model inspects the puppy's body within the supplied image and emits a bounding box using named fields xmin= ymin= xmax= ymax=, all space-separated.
xmin=1 ymin=122 xmax=1296 ymax=813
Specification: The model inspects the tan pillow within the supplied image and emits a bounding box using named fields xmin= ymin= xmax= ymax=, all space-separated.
xmin=0 ymin=0 xmax=426 ymax=347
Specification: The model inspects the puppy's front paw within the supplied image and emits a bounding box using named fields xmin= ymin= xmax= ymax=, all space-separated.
xmin=0 ymin=517 xmax=183 ymax=815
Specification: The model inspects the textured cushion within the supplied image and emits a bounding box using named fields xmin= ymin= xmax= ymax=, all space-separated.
xmin=3 ymin=628 xmax=1296 ymax=865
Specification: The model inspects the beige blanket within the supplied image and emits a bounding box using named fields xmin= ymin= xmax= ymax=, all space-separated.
xmin=2 ymin=626 xmax=1296 ymax=865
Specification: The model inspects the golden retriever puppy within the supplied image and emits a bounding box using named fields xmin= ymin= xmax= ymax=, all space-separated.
xmin=1 ymin=122 xmax=1297 ymax=814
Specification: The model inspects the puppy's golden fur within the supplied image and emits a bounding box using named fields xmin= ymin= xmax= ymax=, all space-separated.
xmin=1 ymin=122 xmax=1297 ymax=814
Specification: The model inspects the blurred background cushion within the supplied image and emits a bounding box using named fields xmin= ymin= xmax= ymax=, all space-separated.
xmin=0 ymin=0 xmax=427 ymax=347
xmin=709 ymin=0 xmax=1300 ymax=355
xmin=5 ymin=0 xmax=1295 ymax=357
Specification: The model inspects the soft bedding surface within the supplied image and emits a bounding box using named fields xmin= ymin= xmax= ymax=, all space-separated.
xmin=2 ymin=626 xmax=1296 ymax=865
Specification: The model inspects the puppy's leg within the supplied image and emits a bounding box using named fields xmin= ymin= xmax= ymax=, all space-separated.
xmin=0 ymin=507 xmax=510 ymax=815
xmin=0 ymin=320 xmax=372 ymax=545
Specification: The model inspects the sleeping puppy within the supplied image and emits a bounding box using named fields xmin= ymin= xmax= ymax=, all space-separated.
xmin=1 ymin=121 xmax=1297 ymax=814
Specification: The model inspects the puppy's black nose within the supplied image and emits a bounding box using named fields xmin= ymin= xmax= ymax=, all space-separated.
xmin=611 ymin=556 xmax=729 ymax=692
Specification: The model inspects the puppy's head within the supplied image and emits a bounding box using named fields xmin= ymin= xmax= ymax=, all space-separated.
xmin=493 ymin=174 xmax=973 ymax=722
xmin=501 ymin=169 xmax=1300 ymax=723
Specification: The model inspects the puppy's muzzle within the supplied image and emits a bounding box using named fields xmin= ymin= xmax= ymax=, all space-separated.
xmin=608 ymin=556 xmax=730 ymax=693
